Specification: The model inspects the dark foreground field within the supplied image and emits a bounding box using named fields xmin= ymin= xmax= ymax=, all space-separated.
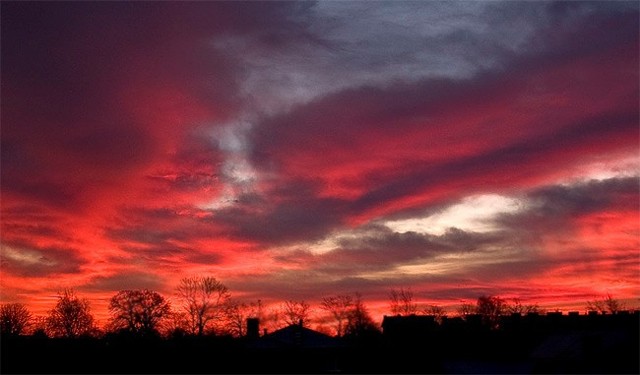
xmin=2 ymin=313 xmax=638 ymax=374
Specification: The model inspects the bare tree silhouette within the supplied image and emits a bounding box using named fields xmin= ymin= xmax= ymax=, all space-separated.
xmin=224 ymin=299 xmax=263 ymax=337
xmin=109 ymin=289 xmax=170 ymax=336
xmin=422 ymin=304 xmax=447 ymax=324
xmin=0 ymin=303 xmax=32 ymax=336
xmin=389 ymin=288 xmax=418 ymax=315
xmin=457 ymin=301 xmax=476 ymax=319
xmin=261 ymin=305 xmax=285 ymax=333
xmin=177 ymin=276 xmax=230 ymax=336
xmin=476 ymin=295 xmax=507 ymax=329
xmin=164 ymin=310 xmax=190 ymax=338
xmin=47 ymin=289 xmax=96 ymax=338
xmin=282 ymin=300 xmax=311 ymax=326
xmin=506 ymin=298 xmax=540 ymax=315
xmin=30 ymin=316 xmax=49 ymax=337
xmin=345 ymin=293 xmax=379 ymax=338
xmin=320 ymin=294 xmax=354 ymax=337
xmin=587 ymin=294 xmax=625 ymax=314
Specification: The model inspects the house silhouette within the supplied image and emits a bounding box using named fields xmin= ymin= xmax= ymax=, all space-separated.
xmin=249 ymin=319 xmax=342 ymax=349
xmin=243 ymin=319 xmax=344 ymax=373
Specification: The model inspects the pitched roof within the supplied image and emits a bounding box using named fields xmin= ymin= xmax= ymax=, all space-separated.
xmin=251 ymin=323 xmax=342 ymax=349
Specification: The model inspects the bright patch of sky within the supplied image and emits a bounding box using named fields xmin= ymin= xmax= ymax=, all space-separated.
xmin=393 ymin=247 xmax=527 ymax=277
xmin=1 ymin=244 xmax=56 ymax=266
xmin=209 ymin=120 xmax=252 ymax=153
xmin=561 ymin=153 xmax=640 ymax=184
xmin=385 ymin=194 xmax=525 ymax=236
xmin=306 ymin=236 xmax=341 ymax=256
xmin=301 ymin=194 xmax=525 ymax=257
xmin=200 ymin=120 xmax=258 ymax=210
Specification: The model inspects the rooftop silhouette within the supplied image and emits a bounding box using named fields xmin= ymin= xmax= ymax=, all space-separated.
xmin=2 ymin=310 xmax=637 ymax=374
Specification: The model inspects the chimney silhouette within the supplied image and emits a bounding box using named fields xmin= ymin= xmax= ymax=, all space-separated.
xmin=246 ymin=318 xmax=259 ymax=340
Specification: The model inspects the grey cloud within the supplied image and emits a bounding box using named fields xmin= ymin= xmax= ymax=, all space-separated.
xmin=527 ymin=177 xmax=638 ymax=216
xmin=211 ymin=180 xmax=350 ymax=245
xmin=235 ymin=1 xmax=561 ymax=111
xmin=229 ymin=1 xmax=637 ymax=115
xmin=0 ymin=242 xmax=83 ymax=277
xmin=214 ymin=200 xmax=344 ymax=246
xmin=104 ymin=207 xmax=229 ymax=264
xmin=275 ymin=224 xmax=509 ymax=277
xmin=496 ymin=177 xmax=639 ymax=233
xmin=106 ymin=206 xmax=221 ymax=244
xmin=230 ymin=176 xmax=639 ymax=303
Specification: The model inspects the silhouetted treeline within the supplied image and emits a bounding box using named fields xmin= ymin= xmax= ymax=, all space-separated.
xmin=2 ymin=310 xmax=638 ymax=374
xmin=2 ymin=286 xmax=637 ymax=374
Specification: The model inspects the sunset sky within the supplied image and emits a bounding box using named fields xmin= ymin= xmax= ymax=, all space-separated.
xmin=1 ymin=1 xmax=639 ymax=326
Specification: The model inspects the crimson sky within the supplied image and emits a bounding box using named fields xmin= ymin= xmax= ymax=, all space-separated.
xmin=1 ymin=1 xmax=639 ymax=325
